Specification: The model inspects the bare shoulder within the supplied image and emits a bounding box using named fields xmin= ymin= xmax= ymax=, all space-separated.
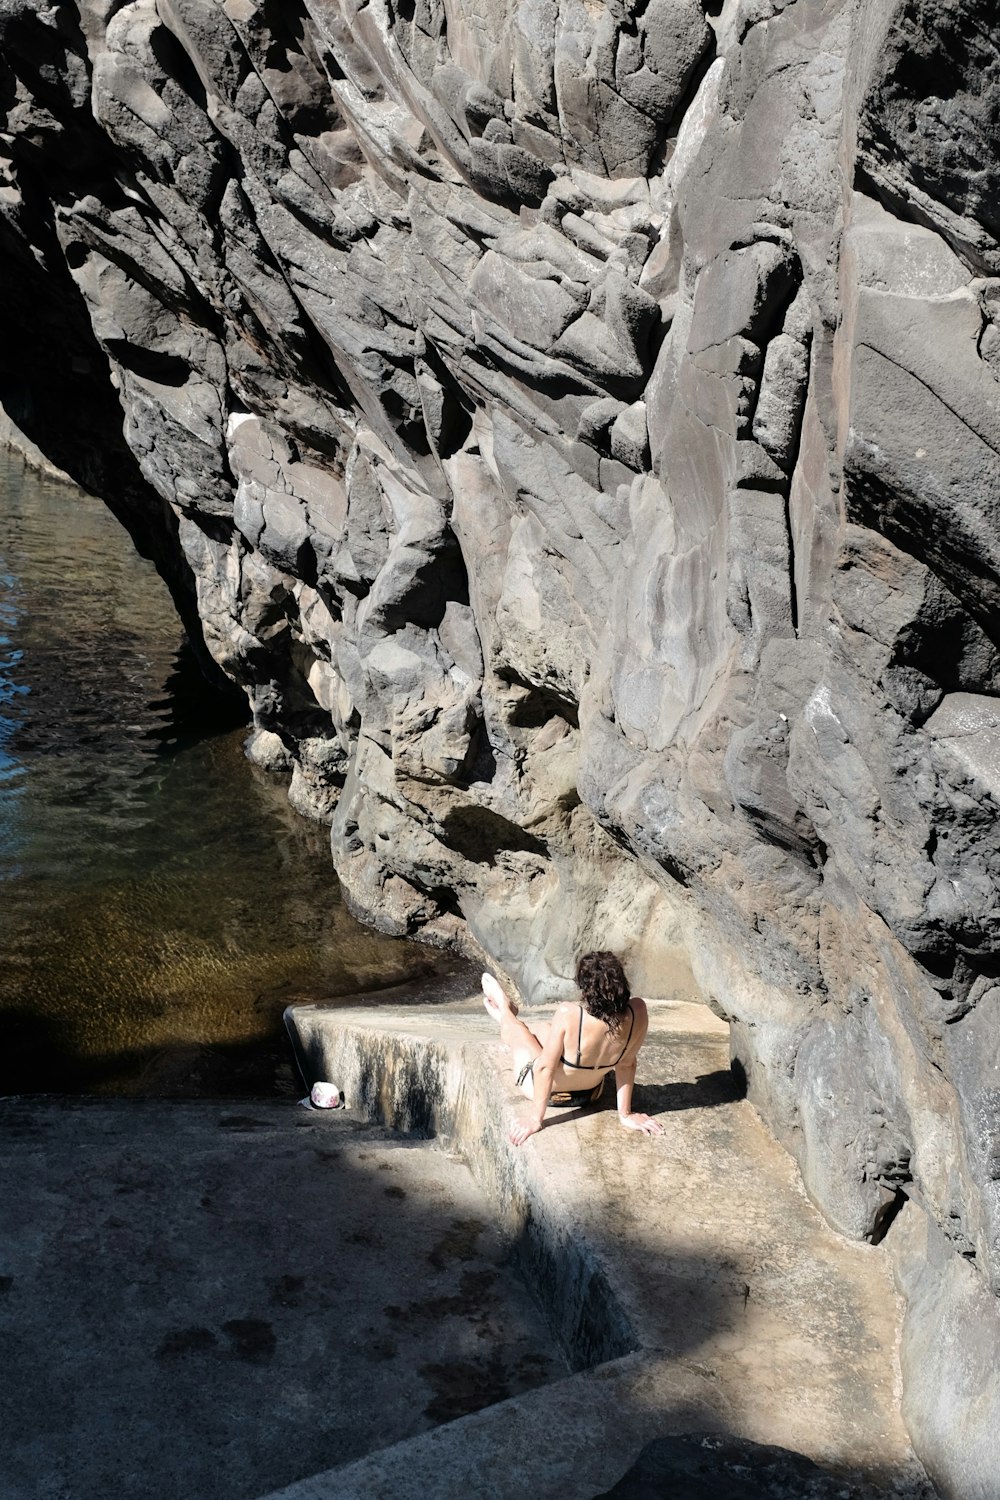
xmin=629 ymin=996 xmax=651 ymax=1038
xmin=548 ymin=1001 xmax=578 ymax=1038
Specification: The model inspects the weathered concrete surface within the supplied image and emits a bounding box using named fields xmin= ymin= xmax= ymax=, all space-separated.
xmin=274 ymin=996 xmax=935 ymax=1500
xmin=0 ymin=1096 xmax=565 ymax=1500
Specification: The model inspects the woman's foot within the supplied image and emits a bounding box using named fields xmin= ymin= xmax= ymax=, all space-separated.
xmin=482 ymin=971 xmax=517 ymax=1020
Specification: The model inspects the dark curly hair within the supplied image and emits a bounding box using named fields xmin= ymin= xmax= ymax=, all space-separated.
xmin=576 ymin=951 xmax=631 ymax=1032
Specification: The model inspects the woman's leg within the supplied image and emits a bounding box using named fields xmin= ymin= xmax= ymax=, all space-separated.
xmin=511 ymin=1022 xmax=551 ymax=1098
xmin=482 ymin=973 xmax=548 ymax=1098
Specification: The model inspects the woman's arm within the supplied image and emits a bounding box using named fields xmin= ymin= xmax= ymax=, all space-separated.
xmin=615 ymin=1020 xmax=664 ymax=1136
xmin=508 ymin=1007 xmax=568 ymax=1146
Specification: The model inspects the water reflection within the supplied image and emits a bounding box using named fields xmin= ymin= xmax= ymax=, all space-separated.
xmin=0 ymin=560 xmax=29 ymax=876
xmin=0 ymin=451 xmax=460 ymax=1095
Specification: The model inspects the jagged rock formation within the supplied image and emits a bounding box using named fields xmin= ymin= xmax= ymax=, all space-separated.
xmin=1 ymin=2 xmax=998 ymax=1490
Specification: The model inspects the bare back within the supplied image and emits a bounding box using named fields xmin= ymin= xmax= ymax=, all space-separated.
xmin=544 ymin=996 xmax=649 ymax=1092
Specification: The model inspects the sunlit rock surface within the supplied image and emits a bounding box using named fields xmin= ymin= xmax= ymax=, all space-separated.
xmin=1 ymin=2 xmax=999 ymax=1487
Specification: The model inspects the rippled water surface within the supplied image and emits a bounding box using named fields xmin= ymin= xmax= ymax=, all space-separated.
xmin=0 ymin=452 xmax=458 ymax=1094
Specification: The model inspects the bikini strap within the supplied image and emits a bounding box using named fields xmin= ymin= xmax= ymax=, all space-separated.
xmin=612 ymin=1004 xmax=635 ymax=1065
xmin=577 ymin=1004 xmax=584 ymax=1066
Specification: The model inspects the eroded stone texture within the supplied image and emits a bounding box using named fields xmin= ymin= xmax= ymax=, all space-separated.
xmin=1 ymin=2 xmax=999 ymax=1486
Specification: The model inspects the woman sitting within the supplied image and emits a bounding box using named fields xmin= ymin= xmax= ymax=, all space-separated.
xmin=481 ymin=950 xmax=663 ymax=1146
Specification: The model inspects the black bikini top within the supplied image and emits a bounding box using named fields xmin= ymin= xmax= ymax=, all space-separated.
xmin=561 ymin=1003 xmax=634 ymax=1072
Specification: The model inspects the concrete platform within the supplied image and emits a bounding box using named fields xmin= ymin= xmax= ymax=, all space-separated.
xmin=277 ymin=994 xmax=936 ymax=1500
xmin=0 ymin=1096 xmax=566 ymax=1500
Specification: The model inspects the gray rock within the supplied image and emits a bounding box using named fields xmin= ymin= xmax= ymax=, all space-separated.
xmin=469 ymin=249 xmax=584 ymax=349
xmin=893 ymin=1203 xmax=1000 ymax=1500
xmin=609 ymin=402 xmax=649 ymax=470
xmin=751 ymin=332 xmax=810 ymax=469
xmin=857 ymin=0 xmax=1000 ymax=275
xmin=926 ymin=694 xmax=1000 ymax=801
xmin=687 ymin=242 xmax=797 ymax=357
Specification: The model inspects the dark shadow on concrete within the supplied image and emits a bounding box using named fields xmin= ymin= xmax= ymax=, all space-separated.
xmin=1 ymin=1092 xmax=823 ymax=1499
xmin=0 ymin=1097 xmax=565 ymax=1500
xmin=594 ymin=1433 xmax=935 ymax=1499
xmin=637 ymin=1067 xmax=745 ymax=1116
xmin=0 ymin=1073 xmax=935 ymax=1500
xmin=511 ymin=1067 xmax=741 ymax=1141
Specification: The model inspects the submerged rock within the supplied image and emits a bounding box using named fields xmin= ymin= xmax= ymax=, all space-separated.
xmin=1 ymin=1 xmax=999 ymax=1487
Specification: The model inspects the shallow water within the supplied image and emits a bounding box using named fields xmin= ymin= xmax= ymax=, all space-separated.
xmin=0 ymin=452 xmax=458 ymax=1094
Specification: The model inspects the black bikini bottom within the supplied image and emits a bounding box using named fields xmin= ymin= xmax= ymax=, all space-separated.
xmin=516 ymin=1063 xmax=607 ymax=1108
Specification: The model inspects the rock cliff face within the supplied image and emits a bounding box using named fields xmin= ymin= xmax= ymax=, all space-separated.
xmin=1 ymin=0 xmax=998 ymax=1487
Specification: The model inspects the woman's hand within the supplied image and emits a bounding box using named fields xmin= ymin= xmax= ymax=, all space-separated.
xmin=509 ymin=1117 xmax=543 ymax=1147
xmin=619 ymin=1111 xmax=663 ymax=1136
